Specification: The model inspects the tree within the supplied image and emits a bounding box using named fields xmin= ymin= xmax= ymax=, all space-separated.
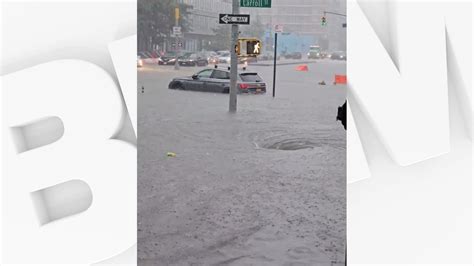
xmin=138 ymin=0 xmax=190 ymax=52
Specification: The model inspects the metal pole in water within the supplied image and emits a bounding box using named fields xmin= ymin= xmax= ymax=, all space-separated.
xmin=272 ymin=32 xmax=278 ymax=98
xmin=174 ymin=5 xmax=180 ymax=70
xmin=229 ymin=0 xmax=239 ymax=112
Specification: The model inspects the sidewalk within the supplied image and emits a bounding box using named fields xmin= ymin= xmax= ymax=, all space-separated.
xmin=249 ymin=59 xmax=320 ymax=66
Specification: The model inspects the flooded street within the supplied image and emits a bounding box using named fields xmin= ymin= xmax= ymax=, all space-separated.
xmin=138 ymin=60 xmax=347 ymax=265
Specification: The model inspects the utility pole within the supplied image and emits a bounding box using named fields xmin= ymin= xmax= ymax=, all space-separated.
xmin=229 ymin=0 xmax=239 ymax=112
xmin=272 ymin=32 xmax=277 ymax=98
xmin=174 ymin=5 xmax=180 ymax=70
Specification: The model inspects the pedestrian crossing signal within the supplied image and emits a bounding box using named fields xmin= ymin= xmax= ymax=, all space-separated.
xmin=246 ymin=40 xmax=261 ymax=56
xmin=321 ymin=16 xmax=327 ymax=26
xmin=237 ymin=38 xmax=262 ymax=57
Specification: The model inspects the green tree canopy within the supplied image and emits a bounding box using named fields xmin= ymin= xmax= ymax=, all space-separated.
xmin=138 ymin=0 xmax=190 ymax=52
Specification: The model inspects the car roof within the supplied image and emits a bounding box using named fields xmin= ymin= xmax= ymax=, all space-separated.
xmin=199 ymin=68 xmax=258 ymax=75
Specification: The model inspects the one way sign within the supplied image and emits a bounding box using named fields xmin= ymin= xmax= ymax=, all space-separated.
xmin=219 ymin=14 xmax=250 ymax=25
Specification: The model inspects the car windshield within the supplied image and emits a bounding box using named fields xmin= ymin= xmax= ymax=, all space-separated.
xmin=197 ymin=69 xmax=213 ymax=78
xmin=240 ymin=73 xmax=262 ymax=82
xmin=181 ymin=54 xmax=196 ymax=59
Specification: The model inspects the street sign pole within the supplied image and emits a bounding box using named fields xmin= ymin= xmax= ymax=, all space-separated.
xmin=229 ymin=0 xmax=239 ymax=112
xmin=174 ymin=6 xmax=180 ymax=70
xmin=272 ymin=32 xmax=277 ymax=98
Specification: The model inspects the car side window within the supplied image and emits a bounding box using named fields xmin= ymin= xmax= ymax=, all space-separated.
xmin=197 ymin=69 xmax=213 ymax=78
xmin=211 ymin=70 xmax=230 ymax=80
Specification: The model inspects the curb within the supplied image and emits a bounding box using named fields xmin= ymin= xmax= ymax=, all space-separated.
xmin=249 ymin=60 xmax=318 ymax=67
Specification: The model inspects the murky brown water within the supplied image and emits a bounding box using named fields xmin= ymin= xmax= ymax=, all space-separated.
xmin=138 ymin=61 xmax=346 ymax=265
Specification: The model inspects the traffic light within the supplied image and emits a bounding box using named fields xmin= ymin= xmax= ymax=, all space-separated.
xmin=321 ymin=16 xmax=327 ymax=26
xmin=246 ymin=40 xmax=261 ymax=56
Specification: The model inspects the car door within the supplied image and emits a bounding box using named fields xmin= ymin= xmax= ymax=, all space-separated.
xmin=206 ymin=70 xmax=230 ymax=93
xmin=188 ymin=69 xmax=213 ymax=91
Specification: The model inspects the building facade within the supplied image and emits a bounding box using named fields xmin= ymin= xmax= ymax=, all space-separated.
xmin=242 ymin=0 xmax=346 ymax=53
xmin=179 ymin=0 xmax=345 ymax=53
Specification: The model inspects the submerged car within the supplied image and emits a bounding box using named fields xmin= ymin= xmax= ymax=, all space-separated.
xmin=168 ymin=68 xmax=266 ymax=94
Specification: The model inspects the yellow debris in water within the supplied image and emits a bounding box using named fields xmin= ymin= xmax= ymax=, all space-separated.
xmin=167 ymin=152 xmax=177 ymax=157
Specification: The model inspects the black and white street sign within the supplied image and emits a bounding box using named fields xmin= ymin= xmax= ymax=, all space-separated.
xmin=173 ymin=26 xmax=181 ymax=35
xmin=219 ymin=14 xmax=250 ymax=25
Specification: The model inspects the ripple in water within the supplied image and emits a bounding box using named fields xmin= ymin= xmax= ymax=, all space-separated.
xmin=262 ymin=138 xmax=320 ymax=150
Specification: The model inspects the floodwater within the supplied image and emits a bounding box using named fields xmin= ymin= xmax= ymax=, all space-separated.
xmin=138 ymin=60 xmax=347 ymax=265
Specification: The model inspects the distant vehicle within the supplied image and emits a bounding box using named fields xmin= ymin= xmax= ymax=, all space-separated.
xmin=285 ymin=52 xmax=302 ymax=60
xmin=320 ymin=51 xmax=330 ymax=59
xmin=138 ymin=51 xmax=154 ymax=59
xmin=330 ymin=51 xmax=346 ymax=60
xmin=307 ymin=45 xmax=322 ymax=59
xmin=158 ymin=52 xmax=178 ymax=65
xmin=201 ymin=51 xmax=219 ymax=64
xmin=217 ymin=51 xmax=231 ymax=64
xmin=178 ymin=53 xmax=208 ymax=67
xmin=216 ymin=50 xmax=229 ymax=55
xmin=137 ymin=56 xmax=143 ymax=67
xmin=138 ymin=51 xmax=161 ymax=63
xmin=168 ymin=68 xmax=266 ymax=94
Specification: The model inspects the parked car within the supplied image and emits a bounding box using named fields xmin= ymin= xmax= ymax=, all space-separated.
xmin=158 ymin=52 xmax=178 ymax=65
xmin=330 ymin=51 xmax=346 ymax=60
xmin=168 ymin=68 xmax=266 ymax=94
xmin=178 ymin=53 xmax=208 ymax=66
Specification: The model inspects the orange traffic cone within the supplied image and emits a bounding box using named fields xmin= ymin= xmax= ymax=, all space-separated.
xmin=295 ymin=65 xmax=308 ymax=71
xmin=334 ymin=74 xmax=347 ymax=84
